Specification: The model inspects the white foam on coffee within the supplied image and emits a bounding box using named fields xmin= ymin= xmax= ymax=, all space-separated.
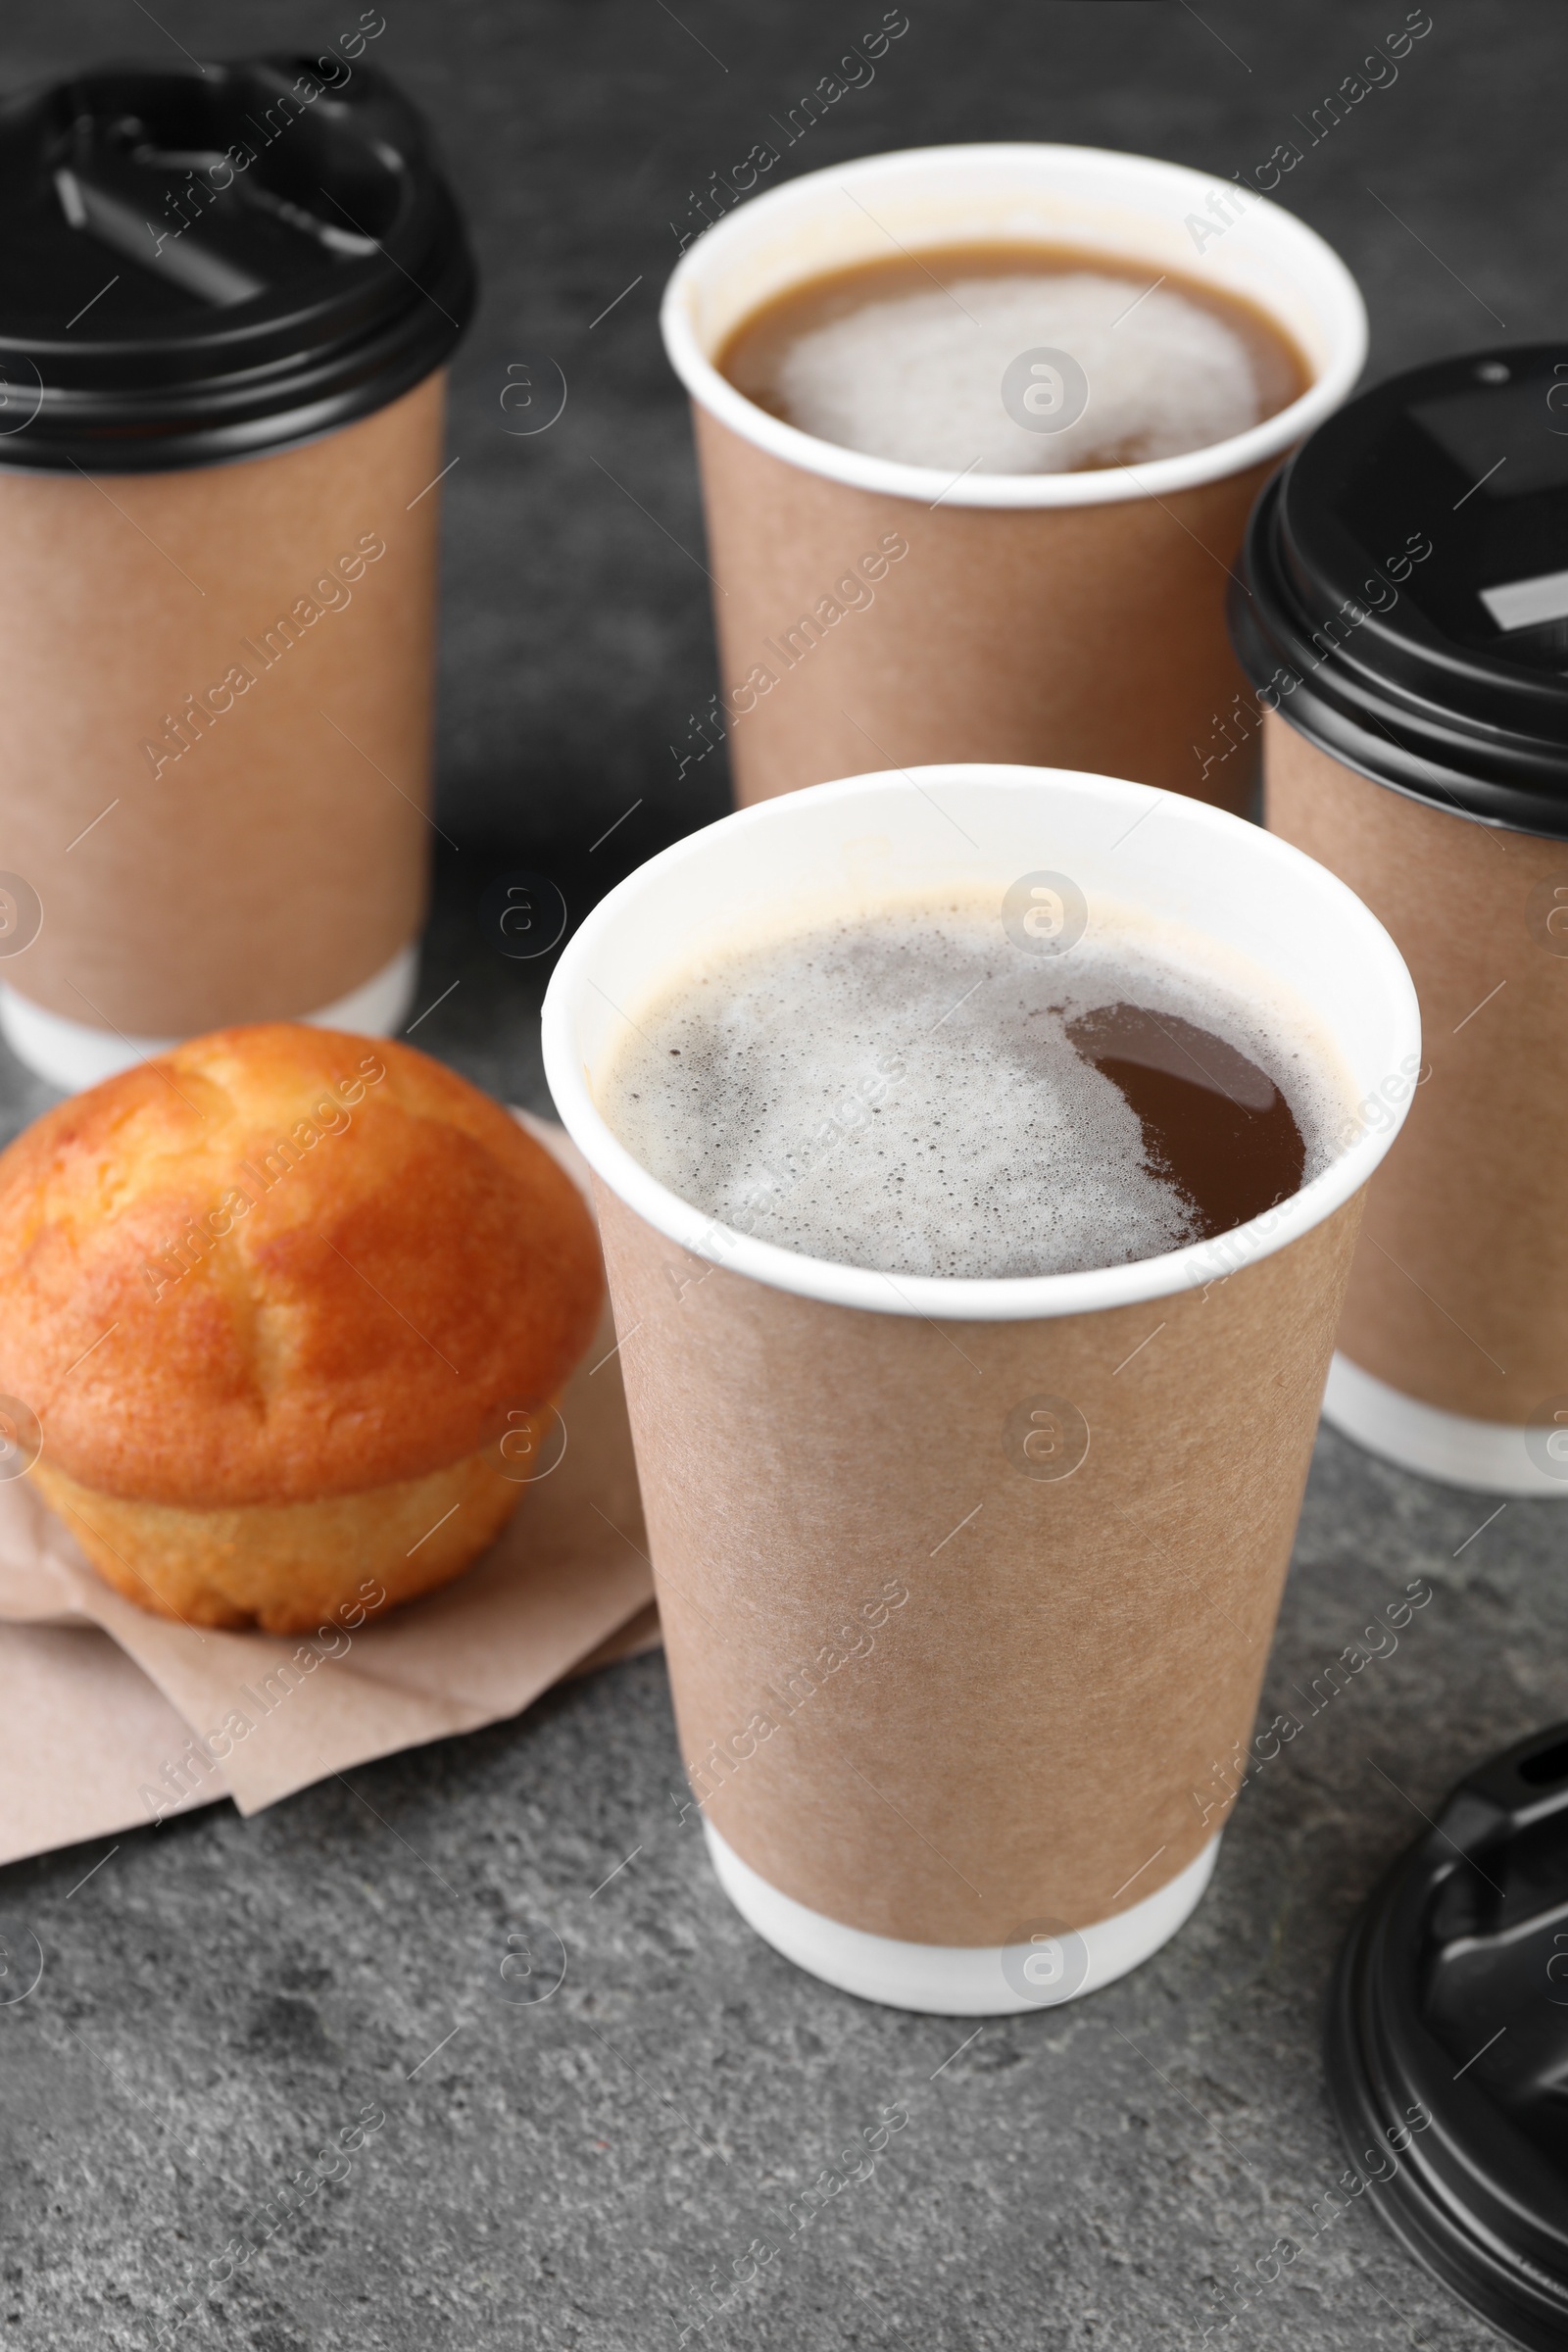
xmin=600 ymin=896 xmax=1340 ymax=1282
xmin=770 ymin=271 xmax=1263 ymax=474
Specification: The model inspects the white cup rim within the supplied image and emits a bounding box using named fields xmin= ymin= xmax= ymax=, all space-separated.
xmin=662 ymin=140 xmax=1368 ymax=512
xmin=541 ymin=765 xmax=1420 ymax=1324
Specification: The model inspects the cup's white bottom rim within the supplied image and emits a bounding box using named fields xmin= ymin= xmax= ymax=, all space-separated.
xmin=703 ymin=1820 xmax=1220 ymax=2015
xmin=1322 ymin=1352 xmax=1568 ymax=1497
xmin=0 ymin=943 xmax=420 ymax=1093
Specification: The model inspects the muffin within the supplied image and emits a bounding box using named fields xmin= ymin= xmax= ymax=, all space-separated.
xmin=0 ymin=1025 xmax=603 ymax=1633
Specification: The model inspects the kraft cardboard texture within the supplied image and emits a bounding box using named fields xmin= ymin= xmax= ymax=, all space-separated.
xmin=0 ymin=1118 xmax=658 ymax=1865
xmin=0 ymin=1605 xmax=660 ymax=1871
xmin=695 ymin=404 xmax=1274 ymax=816
xmin=1266 ymin=721 xmax=1568 ymax=1422
xmin=594 ymin=1180 xmax=1362 ymax=1948
xmin=0 ymin=372 xmax=447 ymax=1036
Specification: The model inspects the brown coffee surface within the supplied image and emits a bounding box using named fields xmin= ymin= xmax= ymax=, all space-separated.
xmin=1066 ymin=1002 xmax=1306 ymax=1245
xmin=718 ymin=242 xmax=1308 ymax=472
xmin=602 ymin=901 xmax=1323 ymax=1279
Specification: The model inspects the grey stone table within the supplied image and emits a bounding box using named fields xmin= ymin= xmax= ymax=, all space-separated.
xmin=2 ymin=1 xmax=1561 ymax=2344
xmin=4 ymin=1401 xmax=1558 ymax=2351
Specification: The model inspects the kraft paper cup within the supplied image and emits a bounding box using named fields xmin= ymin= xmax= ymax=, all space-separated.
xmin=0 ymin=377 xmax=445 ymax=1090
xmin=1267 ymin=720 xmax=1568 ymax=1497
xmin=661 ymin=144 xmax=1366 ymax=815
xmin=0 ymin=55 xmax=474 ymax=1094
xmin=542 ymin=762 xmax=1418 ymax=2015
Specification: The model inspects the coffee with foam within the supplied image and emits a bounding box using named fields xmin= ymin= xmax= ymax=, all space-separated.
xmin=600 ymin=897 xmax=1338 ymax=1281
xmin=718 ymin=244 xmax=1308 ymax=476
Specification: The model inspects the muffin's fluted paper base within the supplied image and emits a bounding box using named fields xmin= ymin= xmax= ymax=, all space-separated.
xmin=595 ymin=1180 xmax=1360 ymax=1966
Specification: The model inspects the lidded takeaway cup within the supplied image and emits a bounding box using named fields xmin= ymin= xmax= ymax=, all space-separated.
xmin=0 ymin=54 xmax=475 ymax=1090
xmin=541 ymin=763 xmax=1419 ymax=2014
xmin=1233 ymin=346 xmax=1568 ymax=1495
xmin=660 ymin=144 xmax=1366 ymax=815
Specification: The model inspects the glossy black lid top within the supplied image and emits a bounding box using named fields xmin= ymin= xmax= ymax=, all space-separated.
xmin=1232 ymin=345 xmax=1568 ymax=835
xmin=0 ymin=53 xmax=475 ymax=470
xmin=1325 ymin=1719 xmax=1568 ymax=2351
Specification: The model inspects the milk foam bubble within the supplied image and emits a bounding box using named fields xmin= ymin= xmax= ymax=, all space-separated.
xmin=769 ymin=271 xmax=1264 ymax=474
xmin=600 ymin=900 xmax=1333 ymax=1281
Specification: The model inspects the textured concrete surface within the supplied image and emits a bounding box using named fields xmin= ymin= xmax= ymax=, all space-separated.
xmin=4 ymin=1432 xmax=1560 ymax=2349
xmin=1 ymin=3 xmax=1560 ymax=2346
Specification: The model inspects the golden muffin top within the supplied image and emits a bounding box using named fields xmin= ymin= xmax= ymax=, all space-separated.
xmin=0 ymin=1024 xmax=603 ymax=1508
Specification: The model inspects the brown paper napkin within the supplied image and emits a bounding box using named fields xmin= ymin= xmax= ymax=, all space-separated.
xmin=0 ymin=1623 xmax=223 ymax=1863
xmin=0 ymin=1115 xmax=657 ymax=1863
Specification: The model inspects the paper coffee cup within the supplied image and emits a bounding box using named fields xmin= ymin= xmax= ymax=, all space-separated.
xmin=0 ymin=56 xmax=475 ymax=1090
xmin=1234 ymin=344 xmax=1568 ymax=1495
xmin=542 ymin=763 xmax=1418 ymax=2013
xmin=662 ymin=144 xmax=1366 ymax=816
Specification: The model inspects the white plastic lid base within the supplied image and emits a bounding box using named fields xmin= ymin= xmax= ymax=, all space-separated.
xmin=703 ymin=1819 xmax=1220 ymax=2015
xmin=1322 ymin=1351 xmax=1568 ymax=1498
xmin=0 ymin=942 xmax=420 ymax=1094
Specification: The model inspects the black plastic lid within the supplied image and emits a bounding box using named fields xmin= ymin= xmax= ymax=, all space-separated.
xmin=1325 ymin=1719 xmax=1568 ymax=2350
xmin=0 ymin=53 xmax=475 ymax=471
xmin=1231 ymin=345 xmax=1568 ymax=837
